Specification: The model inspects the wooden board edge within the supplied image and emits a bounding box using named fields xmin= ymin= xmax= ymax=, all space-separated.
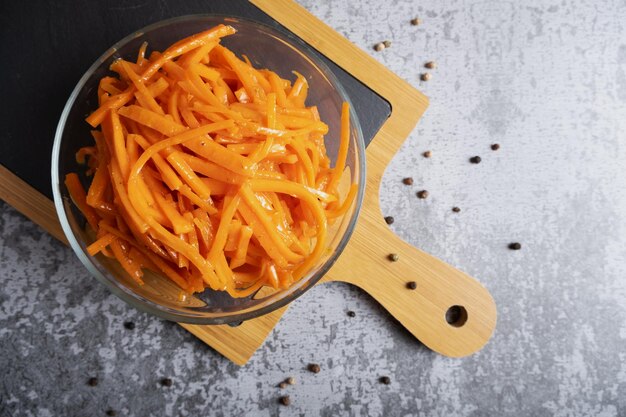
xmin=0 ymin=164 xmax=67 ymax=244
xmin=178 ymin=323 xmax=250 ymax=366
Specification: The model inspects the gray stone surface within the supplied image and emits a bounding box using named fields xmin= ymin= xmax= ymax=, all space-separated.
xmin=2 ymin=0 xmax=626 ymax=415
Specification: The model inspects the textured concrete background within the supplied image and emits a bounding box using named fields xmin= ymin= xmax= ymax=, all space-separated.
xmin=2 ymin=0 xmax=626 ymax=416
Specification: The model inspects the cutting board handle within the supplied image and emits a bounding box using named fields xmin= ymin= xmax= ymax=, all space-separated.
xmin=325 ymin=217 xmax=497 ymax=357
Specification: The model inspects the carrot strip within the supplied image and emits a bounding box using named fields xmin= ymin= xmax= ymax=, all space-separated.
xmin=268 ymin=72 xmax=288 ymax=107
xmin=287 ymin=71 xmax=308 ymax=108
xmin=136 ymin=42 xmax=148 ymax=67
xmin=288 ymin=138 xmax=315 ymax=186
xmin=179 ymin=153 xmax=247 ymax=184
xmin=110 ymin=237 xmax=144 ymax=285
xmin=65 ymin=173 xmax=100 ymax=230
xmin=167 ymin=87 xmax=182 ymax=124
xmin=110 ymin=111 xmax=130 ymax=179
xmin=118 ymin=105 xmax=186 ymax=136
xmin=208 ymin=194 xmax=241 ymax=263
xmin=183 ymin=137 xmax=251 ymax=176
xmin=327 ymin=102 xmax=351 ymax=193
xmin=76 ymin=146 xmax=96 ymax=164
xmin=148 ymin=77 xmax=169 ymax=97
xmin=130 ymin=133 xmax=182 ymax=190
xmin=191 ymin=63 xmax=220 ymax=81
xmin=121 ymin=60 xmax=164 ymax=115
xmin=166 ymin=152 xmax=212 ymax=200
xmin=230 ymin=225 xmax=253 ymax=269
xmin=109 ymin=161 xmax=149 ymax=233
xmin=177 ymin=185 xmax=218 ymax=214
xmin=178 ymin=43 xmax=216 ymax=69
xmin=86 ymin=89 xmax=135 ymax=128
xmin=178 ymin=92 xmax=200 ymax=128
xmin=326 ymin=184 xmax=358 ymax=219
xmin=152 ymin=191 xmax=194 ymax=234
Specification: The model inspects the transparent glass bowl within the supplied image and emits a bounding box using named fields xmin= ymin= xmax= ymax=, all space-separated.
xmin=51 ymin=15 xmax=365 ymax=324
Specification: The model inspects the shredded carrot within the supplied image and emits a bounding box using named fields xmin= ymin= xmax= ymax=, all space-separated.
xmin=86 ymin=233 xmax=116 ymax=256
xmin=65 ymin=173 xmax=100 ymax=230
xmin=66 ymin=25 xmax=357 ymax=297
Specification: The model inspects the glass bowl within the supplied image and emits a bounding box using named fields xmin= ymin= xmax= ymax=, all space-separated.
xmin=51 ymin=15 xmax=365 ymax=324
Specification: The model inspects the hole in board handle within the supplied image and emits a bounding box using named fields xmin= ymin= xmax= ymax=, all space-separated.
xmin=445 ymin=305 xmax=468 ymax=327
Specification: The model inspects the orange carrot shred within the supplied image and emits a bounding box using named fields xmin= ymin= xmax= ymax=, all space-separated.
xmin=68 ymin=26 xmax=356 ymax=296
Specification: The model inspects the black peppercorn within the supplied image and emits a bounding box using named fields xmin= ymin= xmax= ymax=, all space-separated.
xmin=308 ymin=363 xmax=321 ymax=373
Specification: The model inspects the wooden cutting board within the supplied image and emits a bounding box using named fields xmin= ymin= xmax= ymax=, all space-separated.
xmin=0 ymin=0 xmax=496 ymax=365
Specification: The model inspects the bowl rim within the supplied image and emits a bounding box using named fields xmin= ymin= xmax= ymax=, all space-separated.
xmin=51 ymin=14 xmax=366 ymax=324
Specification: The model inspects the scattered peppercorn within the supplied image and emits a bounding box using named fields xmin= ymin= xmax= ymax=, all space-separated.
xmin=374 ymin=42 xmax=385 ymax=52
xmin=469 ymin=156 xmax=482 ymax=164
xmin=379 ymin=376 xmax=391 ymax=385
xmin=402 ymin=177 xmax=414 ymax=185
xmin=106 ymin=410 xmax=117 ymax=417
xmin=279 ymin=396 xmax=291 ymax=406
xmin=452 ymin=207 xmax=461 ymax=213
xmin=308 ymin=363 xmax=321 ymax=373
xmin=87 ymin=377 xmax=98 ymax=387
xmin=508 ymin=242 xmax=522 ymax=250
xmin=411 ymin=17 xmax=421 ymax=26
xmin=279 ymin=382 xmax=288 ymax=389
xmin=388 ymin=253 xmax=399 ymax=262
xmin=425 ymin=61 xmax=437 ymax=69
xmin=123 ymin=321 xmax=135 ymax=330
xmin=417 ymin=190 xmax=429 ymax=199
xmin=160 ymin=378 xmax=173 ymax=387
xmin=406 ymin=281 xmax=417 ymax=290
xmin=421 ymin=73 xmax=432 ymax=81
xmin=383 ymin=40 xmax=392 ymax=48
xmin=491 ymin=143 xmax=500 ymax=151
xmin=347 ymin=310 xmax=356 ymax=317
xmin=384 ymin=216 xmax=395 ymax=225
xmin=423 ymin=150 xmax=432 ymax=158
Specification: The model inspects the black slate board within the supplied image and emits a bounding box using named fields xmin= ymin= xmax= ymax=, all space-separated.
xmin=0 ymin=0 xmax=390 ymax=200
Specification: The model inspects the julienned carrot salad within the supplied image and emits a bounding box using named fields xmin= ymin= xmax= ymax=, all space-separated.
xmin=65 ymin=24 xmax=356 ymax=298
